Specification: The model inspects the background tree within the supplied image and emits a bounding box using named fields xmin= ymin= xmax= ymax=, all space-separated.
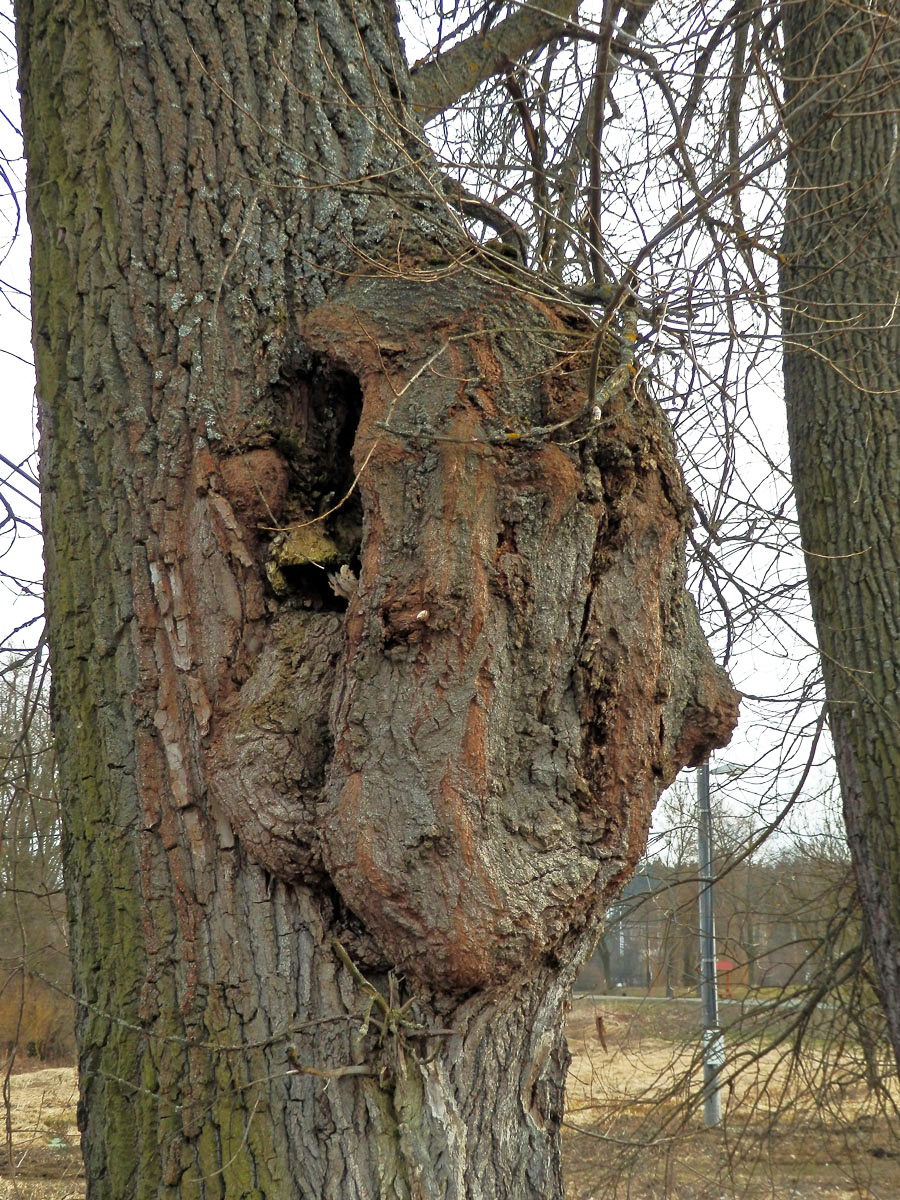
xmin=0 ymin=656 xmax=72 ymax=1070
xmin=780 ymin=0 xmax=900 ymax=1073
xmin=585 ymin=779 xmax=861 ymax=997
xmin=12 ymin=0 xmax=737 ymax=1196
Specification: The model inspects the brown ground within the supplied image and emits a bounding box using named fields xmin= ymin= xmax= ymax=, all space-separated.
xmin=2 ymin=998 xmax=898 ymax=1198
xmin=0 ymin=1066 xmax=82 ymax=1199
xmin=565 ymin=996 xmax=900 ymax=1199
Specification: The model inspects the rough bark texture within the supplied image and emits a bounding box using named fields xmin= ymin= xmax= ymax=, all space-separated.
xmin=781 ymin=0 xmax=900 ymax=1073
xmin=16 ymin=0 xmax=737 ymax=1194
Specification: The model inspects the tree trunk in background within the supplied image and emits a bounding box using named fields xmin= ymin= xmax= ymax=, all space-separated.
xmin=781 ymin=0 xmax=900 ymax=1074
xmin=16 ymin=0 xmax=737 ymax=1193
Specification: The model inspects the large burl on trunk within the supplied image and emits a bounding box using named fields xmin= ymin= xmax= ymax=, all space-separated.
xmin=209 ymin=262 xmax=737 ymax=995
xmin=17 ymin=0 xmax=737 ymax=1193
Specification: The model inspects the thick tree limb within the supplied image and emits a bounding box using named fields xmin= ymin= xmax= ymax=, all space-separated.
xmin=408 ymin=0 xmax=658 ymax=124
xmin=439 ymin=176 xmax=530 ymax=257
xmin=409 ymin=0 xmax=583 ymax=122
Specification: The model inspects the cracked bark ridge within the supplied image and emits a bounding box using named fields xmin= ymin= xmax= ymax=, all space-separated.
xmin=292 ymin=264 xmax=739 ymax=991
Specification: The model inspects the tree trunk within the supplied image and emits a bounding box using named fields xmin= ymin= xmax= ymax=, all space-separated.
xmin=15 ymin=0 xmax=737 ymax=1193
xmin=781 ymin=0 xmax=900 ymax=1073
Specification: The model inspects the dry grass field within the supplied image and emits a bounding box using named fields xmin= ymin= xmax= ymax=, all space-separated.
xmin=565 ymin=997 xmax=900 ymax=1199
xmin=0 ymin=1066 xmax=81 ymax=1199
xmin=2 ymin=997 xmax=898 ymax=1198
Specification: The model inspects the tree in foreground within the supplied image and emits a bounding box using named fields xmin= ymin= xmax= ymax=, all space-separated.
xmin=14 ymin=0 xmax=738 ymax=1193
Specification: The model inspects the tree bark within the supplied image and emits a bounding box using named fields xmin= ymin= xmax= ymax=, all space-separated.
xmin=781 ymin=0 xmax=900 ymax=1073
xmin=16 ymin=0 xmax=737 ymax=1193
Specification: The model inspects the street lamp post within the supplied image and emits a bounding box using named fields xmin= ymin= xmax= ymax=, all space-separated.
xmin=698 ymin=760 xmax=724 ymax=1126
